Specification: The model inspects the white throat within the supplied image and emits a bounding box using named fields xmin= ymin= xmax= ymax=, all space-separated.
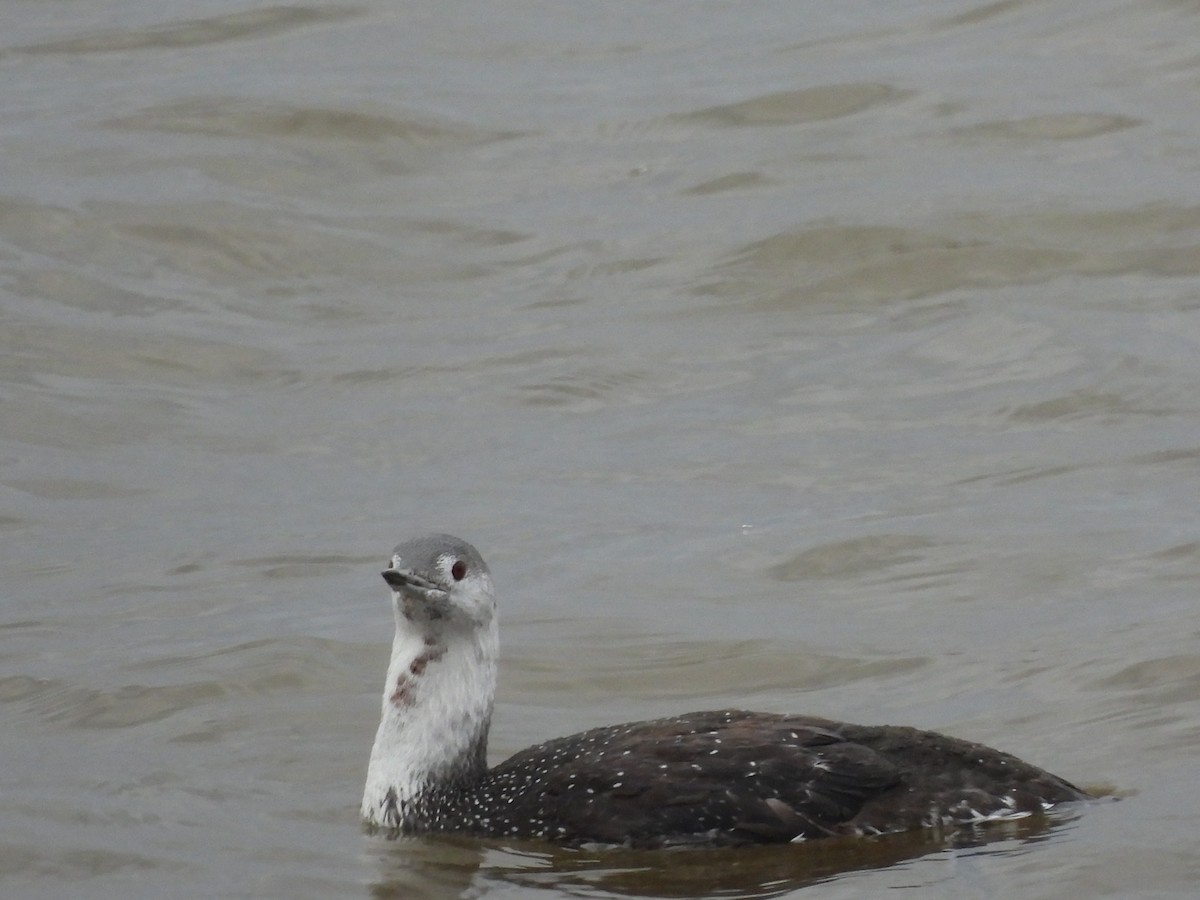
xmin=361 ymin=602 xmax=498 ymax=828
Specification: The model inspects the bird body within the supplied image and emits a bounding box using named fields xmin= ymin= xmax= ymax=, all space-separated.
xmin=362 ymin=534 xmax=1087 ymax=848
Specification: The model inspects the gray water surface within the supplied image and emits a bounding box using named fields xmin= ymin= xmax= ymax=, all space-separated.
xmin=3 ymin=1 xmax=1199 ymax=897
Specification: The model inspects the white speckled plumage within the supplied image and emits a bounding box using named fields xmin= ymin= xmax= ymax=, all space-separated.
xmin=362 ymin=534 xmax=1088 ymax=848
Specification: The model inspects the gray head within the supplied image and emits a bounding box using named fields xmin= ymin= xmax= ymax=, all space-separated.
xmin=382 ymin=534 xmax=495 ymax=631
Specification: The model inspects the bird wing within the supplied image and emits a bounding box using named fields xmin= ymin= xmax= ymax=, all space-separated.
xmin=490 ymin=710 xmax=903 ymax=847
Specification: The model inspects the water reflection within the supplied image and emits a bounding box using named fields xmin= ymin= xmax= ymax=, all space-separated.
xmin=367 ymin=811 xmax=1085 ymax=899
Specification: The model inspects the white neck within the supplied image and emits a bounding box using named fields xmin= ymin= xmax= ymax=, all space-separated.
xmin=361 ymin=605 xmax=498 ymax=828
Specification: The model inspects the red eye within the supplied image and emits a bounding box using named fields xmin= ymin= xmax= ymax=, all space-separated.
xmin=451 ymin=559 xmax=467 ymax=581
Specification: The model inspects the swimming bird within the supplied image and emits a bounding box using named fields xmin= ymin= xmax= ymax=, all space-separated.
xmin=361 ymin=533 xmax=1087 ymax=848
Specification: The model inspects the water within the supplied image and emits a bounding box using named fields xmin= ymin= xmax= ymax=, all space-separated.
xmin=3 ymin=1 xmax=1199 ymax=897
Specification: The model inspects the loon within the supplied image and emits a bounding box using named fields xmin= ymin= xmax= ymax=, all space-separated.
xmin=361 ymin=533 xmax=1088 ymax=848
